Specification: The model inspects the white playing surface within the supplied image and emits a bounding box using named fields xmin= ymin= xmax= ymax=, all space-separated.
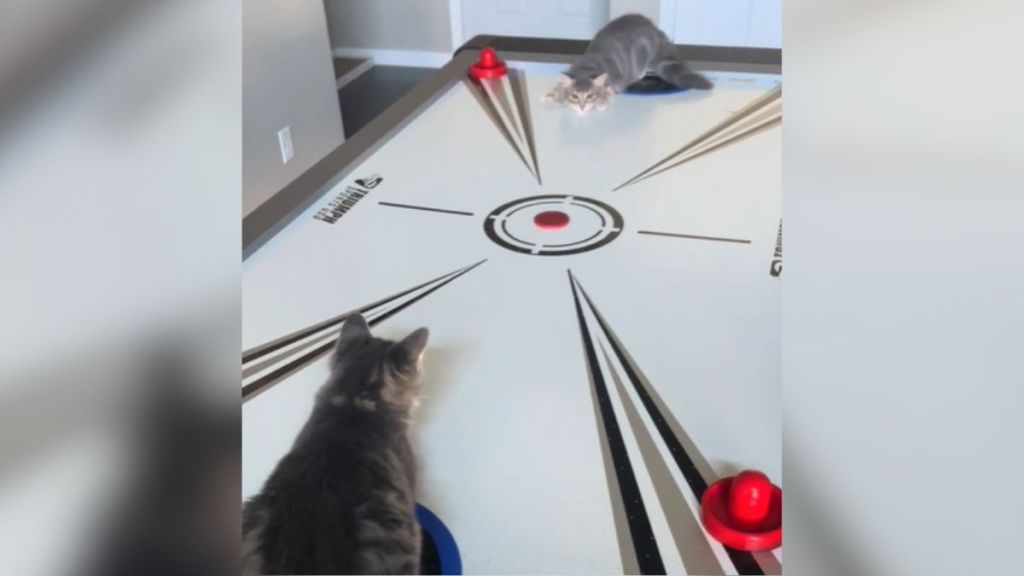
xmin=243 ymin=60 xmax=781 ymax=575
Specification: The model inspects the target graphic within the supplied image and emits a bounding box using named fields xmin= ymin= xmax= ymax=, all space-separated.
xmin=483 ymin=194 xmax=624 ymax=256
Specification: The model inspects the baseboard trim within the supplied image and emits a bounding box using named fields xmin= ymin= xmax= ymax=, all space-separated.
xmin=335 ymin=58 xmax=373 ymax=90
xmin=331 ymin=48 xmax=449 ymax=69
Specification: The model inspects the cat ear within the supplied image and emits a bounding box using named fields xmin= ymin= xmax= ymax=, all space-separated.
xmin=342 ymin=313 xmax=370 ymax=337
xmin=396 ymin=327 xmax=429 ymax=368
xmin=593 ymin=73 xmax=609 ymax=88
xmin=559 ymin=73 xmax=573 ymax=87
xmin=336 ymin=314 xmax=370 ymax=353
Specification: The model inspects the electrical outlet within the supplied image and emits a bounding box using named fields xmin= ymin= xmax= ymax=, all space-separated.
xmin=278 ymin=126 xmax=294 ymax=164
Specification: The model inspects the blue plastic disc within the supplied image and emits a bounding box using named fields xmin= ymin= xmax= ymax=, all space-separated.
xmin=416 ymin=503 xmax=462 ymax=575
xmin=623 ymin=75 xmax=689 ymax=95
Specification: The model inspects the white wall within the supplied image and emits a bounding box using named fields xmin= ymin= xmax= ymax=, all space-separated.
xmin=460 ymin=0 xmax=610 ymax=42
xmin=324 ymin=0 xmax=453 ymax=52
xmin=243 ymin=0 xmax=345 ymax=216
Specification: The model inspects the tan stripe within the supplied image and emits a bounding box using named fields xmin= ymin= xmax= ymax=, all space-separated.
xmin=242 ymin=330 xmax=337 ymax=379
xmin=480 ymin=76 xmax=538 ymax=179
xmin=482 ymin=76 xmax=523 ymax=140
xmin=241 ymin=342 xmax=334 ymax=404
xmin=241 ymin=312 xmax=346 ymax=362
xmin=506 ymin=68 xmax=542 ymax=184
xmin=464 ymin=78 xmax=537 ymax=180
xmin=241 ymin=269 xmax=451 ymax=362
xmin=590 ymin=304 xmax=719 ymax=485
xmin=602 ymin=345 xmax=725 ymax=576
xmin=677 ymin=101 xmax=781 ymax=160
xmin=615 ymin=85 xmax=782 ymax=190
xmin=641 ymin=85 xmax=780 ymax=176
xmin=635 ymin=114 xmax=781 ymax=185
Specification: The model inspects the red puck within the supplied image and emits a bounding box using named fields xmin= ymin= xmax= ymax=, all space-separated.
xmin=533 ymin=210 xmax=570 ymax=230
xmin=701 ymin=470 xmax=782 ymax=551
xmin=469 ymin=47 xmax=507 ymax=79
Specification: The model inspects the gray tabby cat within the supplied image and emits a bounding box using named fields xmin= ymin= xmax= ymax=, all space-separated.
xmin=543 ymin=13 xmax=712 ymax=114
xmin=242 ymin=314 xmax=429 ymax=575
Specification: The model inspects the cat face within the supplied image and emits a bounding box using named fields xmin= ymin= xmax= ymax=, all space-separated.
xmin=323 ymin=314 xmax=429 ymax=416
xmin=558 ymin=73 xmax=611 ymax=115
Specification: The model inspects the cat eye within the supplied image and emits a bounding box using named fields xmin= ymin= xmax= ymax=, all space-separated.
xmin=569 ymin=94 xmax=579 ymax=101
xmin=586 ymin=93 xmax=596 ymax=101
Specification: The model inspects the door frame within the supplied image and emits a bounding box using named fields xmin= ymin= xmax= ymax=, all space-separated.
xmin=658 ymin=0 xmax=678 ymax=35
xmin=448 ymin=0 xmax=464 ymax=51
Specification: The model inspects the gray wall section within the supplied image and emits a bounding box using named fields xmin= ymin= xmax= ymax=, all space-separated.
xmin=324 ymin=0 xmax=452 ymax=52
xmin=244 ymin=0 xmax=345 ymax=216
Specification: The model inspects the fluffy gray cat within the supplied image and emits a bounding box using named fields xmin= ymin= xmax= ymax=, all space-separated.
xmin=543 ymin=13 xmax=712 ymax=114
xmin=242 ymin=314 xmax=429 ymax=575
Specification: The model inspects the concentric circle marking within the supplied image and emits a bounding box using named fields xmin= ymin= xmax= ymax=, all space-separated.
xmin=484 ymin=195 xmax=623 ymax=256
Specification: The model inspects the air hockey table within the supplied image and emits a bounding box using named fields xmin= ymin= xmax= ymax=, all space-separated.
xmin=242 ymin=36 xmax=782 ymax=575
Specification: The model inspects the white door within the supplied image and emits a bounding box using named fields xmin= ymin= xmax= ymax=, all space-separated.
xmin=458 ymin=0 xmax=611 ymax=42
xmin=669 ymin=0 xmax=781 ymax=48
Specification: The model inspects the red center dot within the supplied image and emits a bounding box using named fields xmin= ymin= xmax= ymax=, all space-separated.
xmin=533 ymin=210 xmax=570 ymax=231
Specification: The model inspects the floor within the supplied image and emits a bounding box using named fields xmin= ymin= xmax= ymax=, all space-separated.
xmin=337 ymin=65 xmax=436 ymax=139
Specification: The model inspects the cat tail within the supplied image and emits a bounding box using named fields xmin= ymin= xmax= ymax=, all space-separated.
xmin=680 ymin=71 xmax=713 ymax=90
xmin=654 ymin=57 xmax=714 ymax=91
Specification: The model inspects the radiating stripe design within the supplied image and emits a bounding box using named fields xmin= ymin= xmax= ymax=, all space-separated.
xmin=599 ymin=342 xmax=725 ymax=576
xmin=569 ymin=271 xmax=665 ymax=575
xmin=613 ymin=85 xmax=782 ymax=191
xmin=464 ymin=68 xmax=541 ymax=184
xmin=241 ymin=259 xmax=486 ymax=402
xmin=569 ymin=271 xmax=778 ymax=575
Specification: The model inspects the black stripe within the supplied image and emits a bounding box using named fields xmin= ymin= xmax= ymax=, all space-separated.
xmin=368 ymin=259 xmax=486 ymax=326
xmin=576 ymin=280 xmax=765 ymax=575
xmin=638 ymin=230 xmax=751 ymax=244
xmin=241 ymin=341 xmax=335 ymax=401
xmin=242 ymin=259 xmax=487 ymax=401
xmin=242 ymin=261 xmax=478 ymax=364
xmin=568 ymin=270 xmax=665 ymax=575
xmin=507 ymin=68 xmax=542 ymax=185
xmin=464 ymin=77 xmax=539 ymax=184
xmin=378 ymin=201 xmax=475 ymax=217
xmin=242 ymin=271 xmax=453 ymax=364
